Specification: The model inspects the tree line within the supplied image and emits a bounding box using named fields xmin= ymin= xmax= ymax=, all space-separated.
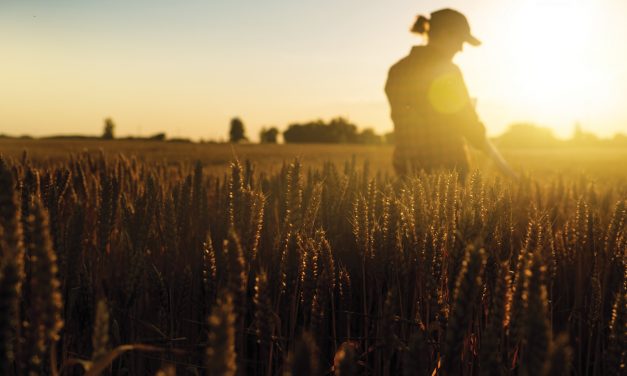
xmin=93 ymin=116 xmax=388 ymax=144
xmin=231 ymin=116 xmax=388 ymax=144
xmin=3 ymin=117 xmax=624 ymax=147
xmin=230 ymin=117 xmax=627 ymax=147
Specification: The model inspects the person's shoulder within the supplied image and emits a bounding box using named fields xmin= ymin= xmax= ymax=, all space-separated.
xmin=388 ymin=58 xmax=408 ymax=77
xmin=391 ymin=46 xmax=424 ymax=64
xmin=389 ymin=54 xmax=411 ymax=68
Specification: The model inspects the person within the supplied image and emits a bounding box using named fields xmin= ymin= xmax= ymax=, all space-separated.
xmin=385 ymin=8 xmax=516 ymax=180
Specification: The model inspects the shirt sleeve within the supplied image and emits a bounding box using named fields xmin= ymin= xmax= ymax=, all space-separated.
xmin=445 ymin=65 xmax=488 ymax=151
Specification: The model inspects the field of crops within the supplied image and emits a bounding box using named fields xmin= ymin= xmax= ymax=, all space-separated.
xmin=0 ymin=141 xmax=625 ymax=375
xmin=2 ymin=139 xmax=627 ymax=178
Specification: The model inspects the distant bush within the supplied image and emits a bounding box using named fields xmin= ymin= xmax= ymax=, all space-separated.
xmin=612 ymin=133 xmax=627 ymax=146
xmin=148 ymin=133 xmax=167 ymax=141
xmin=495 ymin=123 xmax=559 ymax=148
xmin=283 ymin=117 xmax=383 ymax=144
xmin=259 ymin=127 xmax=279 ymax=144
xmin=571 ymin=124 xmax=601 ymax=146
xmin=355 ymin=128 xmax=383 ymax=145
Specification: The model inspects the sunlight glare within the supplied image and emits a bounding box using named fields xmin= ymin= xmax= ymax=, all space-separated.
xmin=498 ymin=1 xmax=611 ymax=135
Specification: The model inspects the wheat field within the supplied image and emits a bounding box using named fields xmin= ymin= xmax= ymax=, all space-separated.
xmin=0 ymin=142 xmax=625 ymax=375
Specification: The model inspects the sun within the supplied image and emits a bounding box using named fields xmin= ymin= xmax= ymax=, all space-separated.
xmin=492 ymin=1 xmax=613 ymax=135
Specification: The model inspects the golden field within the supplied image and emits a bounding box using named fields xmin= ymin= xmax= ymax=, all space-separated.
xmin=0 ymin=139 xmax=625 ymax=375
xmin=1 ymin=138 xmax=627 ymax=178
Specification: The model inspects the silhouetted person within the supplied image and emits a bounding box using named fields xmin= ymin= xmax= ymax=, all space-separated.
xmin=385 ymin=9 xmax=516 ymax=180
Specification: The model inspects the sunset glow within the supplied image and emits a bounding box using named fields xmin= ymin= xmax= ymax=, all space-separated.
xmin=1 ymin=0 xmax=626 ymax=140
xmin=484 ymin=1 xmax=618 ymax=136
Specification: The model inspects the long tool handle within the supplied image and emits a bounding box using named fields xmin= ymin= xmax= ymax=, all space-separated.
xmin=485 ymin=140 xmax=519 ymax=181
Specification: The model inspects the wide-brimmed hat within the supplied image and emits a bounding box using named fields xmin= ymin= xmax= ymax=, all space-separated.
xmin=430 ymin=8 xmax=481 ymax=46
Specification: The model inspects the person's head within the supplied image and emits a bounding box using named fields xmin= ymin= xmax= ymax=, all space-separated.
xmin=411 ymin=9 xmax=481 ymax=59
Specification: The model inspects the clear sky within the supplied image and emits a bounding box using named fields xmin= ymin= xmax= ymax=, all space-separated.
xmin=2 ymin=0 xmax=627 ymax=141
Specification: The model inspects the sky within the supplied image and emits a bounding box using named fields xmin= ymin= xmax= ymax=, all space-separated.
xmin=2 ymin=0 xmax=627 ymax=141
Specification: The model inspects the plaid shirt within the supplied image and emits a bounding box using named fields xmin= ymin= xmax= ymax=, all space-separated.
xmin=385 ymin=46 xmax=487 ymax=176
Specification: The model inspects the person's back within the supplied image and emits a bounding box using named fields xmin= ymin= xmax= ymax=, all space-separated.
xmin=385 ymin=9 xmax=488 ymax=179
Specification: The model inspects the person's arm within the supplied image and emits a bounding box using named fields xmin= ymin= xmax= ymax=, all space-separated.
xmin=448 ymin=66 xmax=519 ymax=180
xmin=446 ymin=66 xmax=489 ymax=152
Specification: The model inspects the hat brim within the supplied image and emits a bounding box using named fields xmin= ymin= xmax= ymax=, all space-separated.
xmin=466 ymin=34 xmax=481 ymax=46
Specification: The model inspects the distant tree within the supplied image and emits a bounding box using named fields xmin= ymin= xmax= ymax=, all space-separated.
xmin=612 ymin=133 xmax=627 ymax=146
xmin=259 ymin=127 xmax=279 ymax=144
xmin=148 ymin=133 xmax=166 ymax=141
xmin=283 ymin=120 xmax=329 ymax=143
xmin=356 ymin=128 xmax=383 ymax=144
xmin=103 ymin=118 xmax=115 ymax=140
xmin=384 ymin=130 xmax=395 ymax=145
xmin=327 ymin=117 xmax=358 ymax=143
xmin=229 ymin=117 xmax=248 ymax=143
xmin=496 ymin=123 xmax=559 ymax=148
xmin=573 ymin=123 xmax=584 ymax=140
xmin=571 ymin=123 xmax=599 ymax=146
xmin=283 ymin=117 xmax=360 ymax=144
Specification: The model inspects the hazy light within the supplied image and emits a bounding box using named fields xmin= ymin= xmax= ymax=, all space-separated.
xmin=1 ymin=0 xmax=626 ymax=140
xmin=485 ymin=0 xmax=618 ymax=136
